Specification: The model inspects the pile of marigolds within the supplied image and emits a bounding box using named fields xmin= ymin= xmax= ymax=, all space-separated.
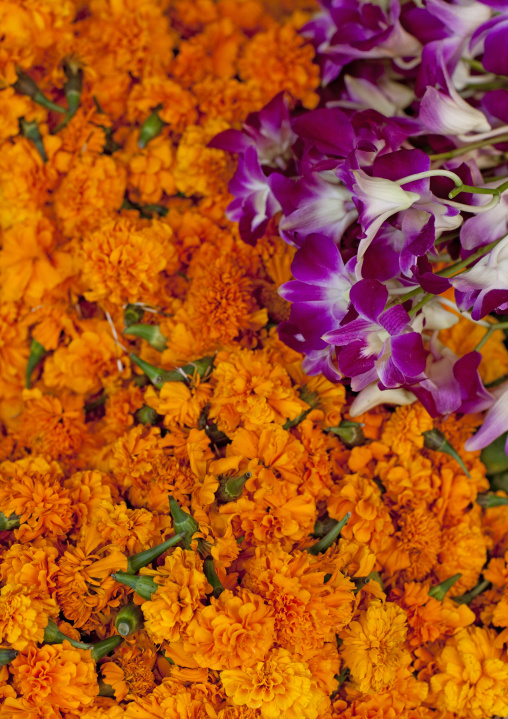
xmin=2 ymin=1 xmax=508 ymax=718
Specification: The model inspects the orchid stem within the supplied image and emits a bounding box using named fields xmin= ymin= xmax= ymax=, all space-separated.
xmin=475 ymin=322 xmax=508 ymax=351
xmin=428 ymin=135 xmax=508 ymax=161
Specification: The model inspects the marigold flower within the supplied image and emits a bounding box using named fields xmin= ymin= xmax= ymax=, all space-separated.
xmin=340 ymin=601 xmax=411 ymax=695
xmin=429 ymin=626 xmax=508 ymax=718
xmin=118 ymin=130 xmax=176 ymax=206
xmin=52 ymin=154 xmax=126 ymax=237
xmin=173 ymin=118 xmax=236 ymax=197
xmin=145 ymin=376 xmax=213 ymax=429
xmin=222 ymin=647 xmax=327 ymax=719
xmin=237 ymin=23 xmax=320 ymax=109
xmin=101 ymin=642 xmax=157 ymax=701
xmin=0 ymin=138 xmax=50 ymax=231
xmin=0 ymin=541 xmax=59 ymax=596
xmin=0 ymin=582 xmax=58 ymax=650
xmin=10 ymin=640 xmax=98 ymax=711
xmin=209 ymin=348 xmax=306 ymax=433
xmin=92 ymin=499 xmax=171 ymax=555
xmin=380 ymin=404 xmax=434 ymax=465
xmin=81 ymin=217 xmax=177 ymax=307
xmin=436 ymin=512 xmax=488 ymax=596
xmin=127 ymin=78 xmax=197 ymax=133
xmin=63 ymin=469 xmax=115 ymax=533
xmin=0 ymin=456 xmax=72 ymax=542
xmin=141 ymin=547 xmax=210 ymax=643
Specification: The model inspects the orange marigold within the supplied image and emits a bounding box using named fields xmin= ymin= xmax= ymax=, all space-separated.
xmin=10 ymin=640 xmax=98 ymax=712
xmin=183 ymin=587 xmax=275 ymax=669
xmin=436 ymin=512 xmax=488 ymax=596
xmin=63 ymin=469 xmax=114 ymax=533
xmin=127 ymin=78 xmax=197 ymax=132
xmin=145 ymin=376 xmax=213 ymax=429
xmin=101 ymin=641 xmax=157 ymax=701
xmin=0 ymin=541 xmax=59 ymax=596
xmin=81 ymin=217 xmax=177 ymax=306
xmin=0 ymin=583 xmax=58 ymax=650
xmin=118 ymin=130 xmax=176 ymax=206
xmin=141 ymin=548 xmax=210 ymax=643
xmin=0 ymin=138 xmax=49 ymax=231
xmin=429 ymin=626 xmax=508 ymax=718
xmin=221 ymin=647 xmax=327 ymax=719
xmin=380 ymin=403 xmax=434 ymax=465
xmin=52 ymin=154 xmax=126 ymax=237
xmin=91 ymin=498 xmax=171 ymax=555
xmin=237 ymin=23 xmax=320 ymax=109
xmin=339 ymin=601 xmax=411 ymax=694
xmin=209 ymin=348 xmax=307 ymax=433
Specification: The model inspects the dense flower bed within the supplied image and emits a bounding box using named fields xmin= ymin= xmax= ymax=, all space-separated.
xmin=1 ymin=1 xmax=508 ymax=718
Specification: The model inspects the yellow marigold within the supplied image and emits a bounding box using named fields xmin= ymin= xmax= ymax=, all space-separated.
xmin=109 ymin=425 xmax=174 ymax=497
xmin=16 ymin=389 xmax=87 ymax=461
xmin=0 ymin=137 xmax=49 ymax=231
xmin=295 ymin=419 xmax=340 ymax=501
xmin=92 ymin=498 xmax=170 ymax=555
xmin=389 ymin=581 xmax=475 ymax=647
xmin=43 ymin=324 xmax=122 ymax=395
xmin=183 ymin=587 xmax=275 ymax=669
xmin=439 ymin=314 xmax=508 ymax=385
xmin=327 ymin=473 xmax=394 ymax=551
xmin=0 ymin=541 xmax=59 ymax=597
xmin=173 ymin=118 xmax=236 ymax=197
xmin=238 ymin=23 xmax=320 ymax=109
xmin=81 ymin=217 xmax=177 ymax=305
xmin=80 ymin=705 xmax=126 ymax=719
xmin=10 ymin=640 xmax=98 ymax=712
xmin=99 ymin=384 xmax=144 ymax=443
xmin=436 ymin=512 xmax=488 ymax=596
xmin=169 ymin=0 xmax=219 ymax=34
xmin=0 ymin=456 xmax=72 ymax=542
xmin=304 ymin=642 xmax=342 ymax=695
xmin=124 ymin=677 xmax=221 ymax=719
xmin=145 ymin=376 xmax=213 ymax=429
xmin=429 ymin=626 xmax=508 ymax=718
xmin=242 ymin=543 xmax=355 ymax=652
xmin=193 ymin=76 xmax=264 ymax=123
xmin=141 ymin=548 xmax=210 ymax=643
xmin=0 ymin=301 xmax=28 ymax=394
xmin=0 ymin=583 xmax=58 ymax=650
xmin=63 ymin=469 xmax=114 ymax=533
xmin=119 ymin=130 xmax=176 ymax=206
xmin=127 ymin=78 xmax=197 ymax=132
xmin=338 ymin=667 xmax=429 ymax=718
xmin=53 ymin=154 xmax=126 ymax=237
xmin=222 ymin=647 xmax=327 ymax=719
xmin=101 ymin=642 xmax=157 ymax=701
xmin=380 ymin=403 xmax=434 ymax=465
xmin=340 ymin=601 xmax=411 ymax=694
xmin=209 ymin=348 xmax=307 ymax=433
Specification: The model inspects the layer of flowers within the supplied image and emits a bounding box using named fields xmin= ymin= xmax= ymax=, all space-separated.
xmin=1 ymin=2 xmax=508 ymax=719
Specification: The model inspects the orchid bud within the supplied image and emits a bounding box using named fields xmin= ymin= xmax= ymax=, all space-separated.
xmin=453 ymin=579 xmax=491 ymax=605
xmin=307 ymin=512 xmax=351 ymax=555
xmin=115 ymin=601 xmax=144 ymax=636
xmin=43 ymin=619 xmax=92 ymax=650
xmin=135 ymin=405 xmax=162 ymax=425
xmin=216 ymin=472 xmax=251 ymax=503
xmin=19 ymin=118 xmax=47 ymax=162
xmin=13 ymin=70 xmax=66 ymax=114
xmin=0 ymin=649 xmax=17 ymax=666
xmin=203 ymin=557 xmax=224 ymax=598
xmin=125 ymin=532 xmax=185 ymax=574
xmin=0 ymin=512 xmax=20 ymax=531
xmin=112 ymin=572 xmax=158 ymax=600
xmin=168 ymin=495 xmax=198 ymax=550
xmin=124 ymin=304 xmax=145 ymax=327
xmin=326 ymin=421 xmax=366 ymax=447
xmin=26 ymin=339 xmax=47 ymax=388
xmin=477 ymin=493 xmax=508 ymax=509
xmin=423 ymin=429 xmax=471 ymax=478
xmin=90 ymin=635 xmax=124 ymax=661
xmin=124 ymin=324 xmax=167 ymax=351
xmin=428 ymin=573 xmax=462 ymax=601
xmin=138 ymin=105 xmax=165 ymax=149
xmin=481 ymin=432 xmax=508 ymax=475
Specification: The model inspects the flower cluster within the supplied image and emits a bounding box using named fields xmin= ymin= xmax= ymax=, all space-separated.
xmin=216 ymin=0 xmax=508 ymax=456
xmin=0 ymin=1 xmax=508 ymax=719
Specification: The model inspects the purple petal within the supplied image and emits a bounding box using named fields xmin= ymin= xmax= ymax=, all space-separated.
xmin=337 ymin=341 xmax=376 ymax=377
xmin=324 ymin=317 xmax=374 ymax=346
xmin=465 ymin=386 xmax=508 ymax=451
xmin=379 ymin=305 xmax=410 ymax=335
xmin=350 ymin=279 xmax=388 ymax=322
xmin=291 ymin=234 xmax=345 ymax=286
xmin=391 ymin=332 xmax=427 ymax=376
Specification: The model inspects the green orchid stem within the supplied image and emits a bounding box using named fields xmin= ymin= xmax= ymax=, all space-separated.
xmin=126 ymin=532 xmax=185 ymax=574
xmin=423 ymin=429 xmax=471 ymax=478
xmin=437 ymin=235 xmax=506 ymax=278
xmin=454 ymin=579 xmax=491 ymax=605
xmin=115 ymin=601 xmax=144 ymax=636
xmin=448 ymin=183 xmax=500 ymax=200
xmin=307 ymin=512 xmax=351 ymax=556
xmin=428 ymin=573 xmax=462 ymax=601
xmin=475 ymin=322 xmax=508 ymax=352
xmin=112 ymin=572 xmax=158 ymax=600
xmin=91 ymin=635 xmax=124 ymax=661
xmin=203 ymin=557 xmax=224 ymax=598
xmin=43 ymin=619 xmax=93 ymax=650
xmin=428 ymin=135 xmax=508 ymax=161
xmin=26 ymin=339 xmax=47 ymax=388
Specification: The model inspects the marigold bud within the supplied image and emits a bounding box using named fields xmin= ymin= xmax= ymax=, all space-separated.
xmin=90 ymin=635 xmax=123 ymax=661
xmin=428 ymin=573 xmax=462 ymax=601
xmin=130 ymin=353 xmax=214 ymax=389
xmin=307 ymin=512 xmax=351 ymax=555
xmin=216 ymin=472 xmax=251 ymax=503
xmin=168 ymin=495 xmax=199 ymax=550
xmin=112 ymin=572 xmax=158 ymax=600
xmin=13 ymin=70 xmax=66 ymax=113
xmin=423 ymin=428 xmax=470 ymax=478
xmin=124 ymin=304 xmax=145 ymax=327
xmin=326 ymin=421 xmax=366 ymax=447
xmin=26 ymin=339 xmax=47 ymax=388
xmin=43 ymin=619 xmax=92 ymax=650
xmin=124 ymin=323 xmax=167 ymax=351
xmin=135 ymin=405 xmax=162 ymax=425
xmin=138 ymin=105 xmax=165 ymax=149
xmin=115 ymin=601 xmax=144 ymax=636
xmin=125 ymin=532 xmax=185 ymax=574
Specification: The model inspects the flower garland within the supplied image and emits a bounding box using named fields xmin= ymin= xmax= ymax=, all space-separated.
xmin=0 ymin=2 xmax=508 ymax=719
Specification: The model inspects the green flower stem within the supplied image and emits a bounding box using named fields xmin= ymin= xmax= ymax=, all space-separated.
xmin=125 ymin=532 xmax=185 ymax=574
xmin=203 ymin=557 xmax=224 ymax=598
xmin=26 ymin=339 xmax=47 ymax=388
xmin=454 ymin=579 xmax=491 ymax=605
xmin=90 ymin=635 xmax=123 ymax=661
xmin=216 ymin=472 xmax=251 ymax=503
xmin=43 ymin=618 xmax=93 ymax=650
xmin=428 ymin=573 xmax=462 ymax=601
xmin=428 ymin=135 xmax=508 ymax=161
xmin=112 ymin=572 xmax=158 ymax=600
xmin=307 ymin=513 xmax=351 ymax=556
xmin=423 ymin=429 xmax=471 ymax=478
xmin=115 ymin=601 xmax=144 ymax=636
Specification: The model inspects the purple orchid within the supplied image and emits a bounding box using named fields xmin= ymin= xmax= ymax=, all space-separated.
xmin=323 ymin=279 xmax=427 ymax=391
xmin=278 ymin=233 xmax=357 ymax=339
xmin=451 ymin=235 xmax=508 ymax=319
xmin=465 ymin=380 xmax=508 ymax=453
xmin=301 ymin=0 xmax=421 ymax=86
xmin=277 ymin=322 xmax=342 ymax=381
